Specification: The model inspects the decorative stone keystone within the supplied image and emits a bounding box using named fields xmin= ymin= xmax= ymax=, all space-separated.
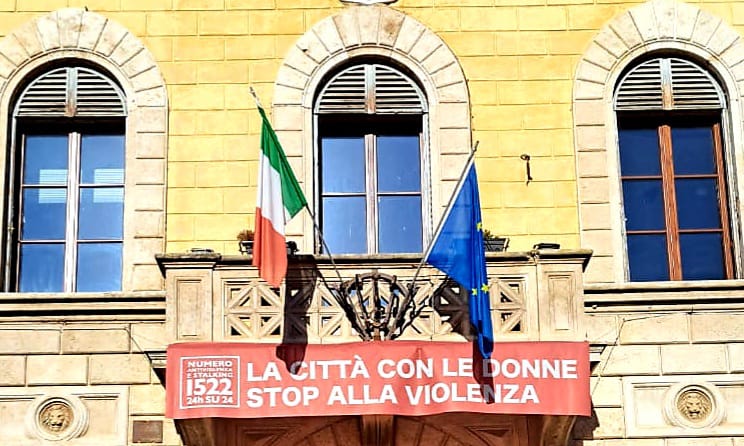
xmin=341 ymin=0 xmax=397 ymax=4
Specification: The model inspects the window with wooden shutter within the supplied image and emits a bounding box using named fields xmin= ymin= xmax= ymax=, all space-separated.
xmin=16 ymin=66 xmax=126 ymax=118
xmin=8 ymin=65 xmax=126 ymax=292
xmin=615 ymin=56 xmax=734 ymax=281
xmin=316 ymin=64 xmax=426 ymax=115
xmin=315 ymin=62 xmax=428 ymax=254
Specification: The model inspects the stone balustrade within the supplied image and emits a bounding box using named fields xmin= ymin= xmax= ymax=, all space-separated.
xmin=156 ymin=249 xmax=591 ymax=345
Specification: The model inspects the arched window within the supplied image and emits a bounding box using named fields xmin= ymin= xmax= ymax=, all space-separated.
xmin=315 ymin=62 xmax=428 ymax=254
xmin=8 ymin=65 xmax=126 ymax=292
xmin=614 ymin=56 xmax=733 ymax=281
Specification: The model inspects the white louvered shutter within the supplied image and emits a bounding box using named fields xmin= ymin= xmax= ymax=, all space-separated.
xmin=15 ymin=67 xmax=126 ymax=118
xmin=316 ymin=64 xmax=426 ymax=114
xmin=615 ymin=57 xmax=724 ymax=111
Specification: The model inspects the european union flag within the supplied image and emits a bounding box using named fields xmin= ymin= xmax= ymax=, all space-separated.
xmin=425 ymin=160 xmax=493 ymax=358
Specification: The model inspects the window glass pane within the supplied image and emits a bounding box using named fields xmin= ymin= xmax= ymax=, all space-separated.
xmin=622 ymin=180 xmax=665 ymax=231
xmin=76 ymin=242 xmax=122 ymax=292
xmin=675 ymin=179 xmax=721 ymax=230
xmin=321 ymin=137 xmax=365 ymax=193
xmin=378 ymin=196 xmax=422 ymax=253
xmin=377 ymin=136 xmax=421 ymax=193
xmin=323 ymin=196 xmax=366 ymax=254
xmin=81 ymin=134 xmax=125 ymax=184
xmin=78 ymin=188 xmax=124 ymax=240
xmin=23 ymin=135 xmax=68 ymax=185
xmin=680 ymin=233 xmax=725 ymax=280
xmin=619 ymin=128 xmax=661 ymax=176
xmin=671 ymin=127 xmax=715 ymax=175
xmin=21 ymin=188 xmax=67 ymax=240
xmin=627 ymin=234 xmax=669 ymax=281
xmin=19 ymin=243 xmax=64 ymax=292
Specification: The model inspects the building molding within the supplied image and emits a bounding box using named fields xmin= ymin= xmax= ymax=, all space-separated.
xmin=0 ymin=8 xmax=168 ymax=291
xmin=572 ymin=0 xmax=744 ymax=283
xmin=271 ymin=5 xmax=472 ymax=253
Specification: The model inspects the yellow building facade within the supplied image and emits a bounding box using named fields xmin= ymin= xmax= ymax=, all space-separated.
xmin=0 ymin=0 xmax=743 ymax=445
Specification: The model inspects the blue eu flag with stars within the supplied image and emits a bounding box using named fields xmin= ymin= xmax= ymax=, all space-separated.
xmin=425 ymin=160 xmax=493 ymax=358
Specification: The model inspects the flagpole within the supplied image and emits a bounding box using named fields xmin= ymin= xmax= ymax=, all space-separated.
xmin=390 ymin=142 xmax=479 ymax=335
xmin=249 ymin=86 xmax=263 ymax=109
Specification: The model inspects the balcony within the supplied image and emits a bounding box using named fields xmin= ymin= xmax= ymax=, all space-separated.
xmin=156 ymin=249 xmax=591 ymax=345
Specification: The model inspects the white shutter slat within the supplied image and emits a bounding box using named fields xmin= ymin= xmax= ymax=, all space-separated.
xmin=16 ymin=68 xmax=68 ymax=116
xmin=374 ymin=65 xmax=425 ymax=113
xmin=669 ymin=58 xmax=723 ymax=109
xmin=615 ymin=59 xmax=664 ymax=110
xmin=75 ymin=68 xmax=126 ymax=116
xmin=317 ymin=65 xmax=367 ymax=113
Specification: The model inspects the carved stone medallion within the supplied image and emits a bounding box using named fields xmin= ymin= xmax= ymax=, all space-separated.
xmin=664 ymin=383 xmax=724 ymax=429
xmin=39 ymin=401 xmax=74 ymax=434
xmin=677 ymin=389 xmax=712 ymax=423
xmin=340 ymin=0 xmax=398 ymax=5
xmin=27 ymin=395 xmax=89 ymax=441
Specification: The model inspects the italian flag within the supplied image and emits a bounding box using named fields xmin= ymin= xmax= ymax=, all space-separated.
xmin=253 ymin=106 xmax=307 ymax=287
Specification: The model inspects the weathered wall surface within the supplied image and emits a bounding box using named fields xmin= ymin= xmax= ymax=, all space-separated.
xmin=0 ymin=306 xmax=173 ymax=445
xmin=582 ymin=283 xmax=744 ymax=446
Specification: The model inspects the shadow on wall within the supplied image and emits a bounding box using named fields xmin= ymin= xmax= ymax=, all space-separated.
xmin=570 ymin=407 xmax=600 ymax=445
xmin=275 ymin=259 xmax=317 ymax=372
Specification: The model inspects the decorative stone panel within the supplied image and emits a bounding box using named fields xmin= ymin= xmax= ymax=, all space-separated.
xmin=218 ymin=272 xmax=533 ymax=344
xmin=0 ymin=386 xmax=128 ymax=445
xmin=573 ymin=0 xmax=744 ymax=284
xmin=0 ymin=8 xmax=168 ymax=291
xmin=623 ymin=375 xmax=744 ymax=438
xmin=273 ymin=5 xmax=472 ymax=253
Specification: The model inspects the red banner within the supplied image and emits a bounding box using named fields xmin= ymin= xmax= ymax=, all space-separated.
xmin=166 ymin=341 xmax=590 ymax=419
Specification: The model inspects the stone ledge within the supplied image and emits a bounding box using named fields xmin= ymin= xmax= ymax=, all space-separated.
xmin=585 ymin=281 xmax=744 ymax=311
xmin=0 ymin=292 xmax=166 ymax=323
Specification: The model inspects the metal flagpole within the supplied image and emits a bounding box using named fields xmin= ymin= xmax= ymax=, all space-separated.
xmin=390 ymin=141 xmax=480 ymax=335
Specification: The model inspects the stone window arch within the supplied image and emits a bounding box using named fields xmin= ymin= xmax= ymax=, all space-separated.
xmin=0 ymin=8 xmax=168 ymax=291
xmin=271 ymin=5 xmax=471 ymax=254
xmin=573 ymin=0 xmax=744 ymax=283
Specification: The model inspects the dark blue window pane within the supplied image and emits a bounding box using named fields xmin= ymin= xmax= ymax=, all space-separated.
xmin=671 ymin=127 xmax=715 ymax=175
xmin=77 ymin=242 xmax=122 ymax=291
xmin=378 ymin=196 xmax=422 ymax=253
xmin=675 ymin=179 xmax=721 ymax=230
xmin=21 ymin=188 xmax=67 ymax=240
xmin=619 ymin=129 xmax=661 ymax=176
xmin=680 ymin=233 xmax=725 ymax=280
xmin=19 ymin=243 xmax=64 ymax=292
xmin=78 ymin=188 xmax=124 ymax=240
xmin=24 ymin=135 xmax=68 ymax=185
xmin=622 ymin=180 xmax=665 ymax=231
xmin=377 ymin=136 xmax=421 ymax=193
xmin=81 ymin=135 xmax=125 ymax=184
xmin=323 ymin=196 xmax=366 ymax=254
xmin=627 ymin=234 xmax=669 ymax=281
xmin=321 ymin=137 xmax=365 ymax=193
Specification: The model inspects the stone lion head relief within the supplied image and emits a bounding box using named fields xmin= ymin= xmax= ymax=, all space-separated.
xmin=39 ymin=401 xmax=73 ymax=433
xmin=27 ymin=395 xmax=89 ymax=441
xmin=663 ymin=383 xmax=724 ymax=430
xmin=676 ymin=389 xmax=712 ymax=422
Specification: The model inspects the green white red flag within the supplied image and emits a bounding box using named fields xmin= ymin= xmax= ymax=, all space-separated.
xmin=253 ymin=106 xmax=307 ymax=287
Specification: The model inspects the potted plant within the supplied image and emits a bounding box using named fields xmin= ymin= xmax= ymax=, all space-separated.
xmin=483 ymin=229 xmax=509 ymax=252
xmin=237 ymin=229 xmax=254 ymax=255
xmin=238 ymin=229 xmax=299 ymax=256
